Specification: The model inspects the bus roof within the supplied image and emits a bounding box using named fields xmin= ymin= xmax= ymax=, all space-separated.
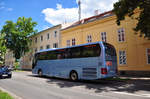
xmin=36 ymin=41 xmax=104 ymax=54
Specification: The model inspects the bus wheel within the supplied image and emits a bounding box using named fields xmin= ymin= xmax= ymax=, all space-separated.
xmin=38 ymin=69 xmax=43 ymax=77
xmin=70 ymin=71 xmax=78 ymax=81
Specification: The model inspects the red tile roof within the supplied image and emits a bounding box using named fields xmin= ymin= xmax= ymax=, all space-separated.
xmin=62 ymin=10 xmax=113 ymax=30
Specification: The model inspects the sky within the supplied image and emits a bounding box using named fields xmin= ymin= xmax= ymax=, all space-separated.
xmin=0 ymin=0 xmax=118 ymax=32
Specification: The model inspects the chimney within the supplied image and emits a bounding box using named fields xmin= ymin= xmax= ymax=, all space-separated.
xmin=94 ymin=9 xmax=99 ymax=16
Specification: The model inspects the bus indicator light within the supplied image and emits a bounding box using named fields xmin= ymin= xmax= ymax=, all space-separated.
xmin=106 ymin=61 xmax=112 ymax=66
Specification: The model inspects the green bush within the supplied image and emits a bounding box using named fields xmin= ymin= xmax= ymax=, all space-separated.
xmin=14 ymin=62 xmax=20 ymax=70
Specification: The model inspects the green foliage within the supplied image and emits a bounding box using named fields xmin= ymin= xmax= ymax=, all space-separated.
xmin=0 ymin=33 xmax=6 ymax=64
xmin=1 ymin=17 xmax=37 ymax=59
xmin=113 ymin=0 xmax=150 ymax=39
xmin=0 ymin=90 xmax=14 ymax=99
xmin=14 ymin=61 xmax=19 ymax=70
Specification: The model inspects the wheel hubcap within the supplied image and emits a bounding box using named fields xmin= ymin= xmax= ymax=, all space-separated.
xmin=71 ymin=73 xmax=77 ymax=80
xmin=39 ymin=71 xmax=42 ymax=76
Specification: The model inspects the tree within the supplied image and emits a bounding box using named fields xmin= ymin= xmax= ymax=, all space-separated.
xmin=0 ymin=33 xmax=6 ymax=64
xmin=113 ymin=0 xmax=150 ymax=39
xmin=1 ymin=17 xmax=37 ymax=60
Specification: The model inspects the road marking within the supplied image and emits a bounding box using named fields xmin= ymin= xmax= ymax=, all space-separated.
xmin=114 ymin=92 xmax=150 ymax=98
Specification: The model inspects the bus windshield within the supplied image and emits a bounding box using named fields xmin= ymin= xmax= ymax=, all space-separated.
xmin=32 ymin=54 xmax=38 ymax=69
xmin=104 ymin=43 xmax=116 ymax=57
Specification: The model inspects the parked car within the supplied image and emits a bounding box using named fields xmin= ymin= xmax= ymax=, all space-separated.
xmin=0 ymin=66 xmax=12 ymax=78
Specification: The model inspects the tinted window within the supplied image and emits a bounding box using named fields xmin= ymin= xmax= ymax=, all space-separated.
xmin=82 ymin=44 xmax=101 ymax=57
xmin=38 ymin=52 xmax=47 ymax=60
xmin=36 ymin=44 xmax=101 ymax=60
xmin=37 ymin=50 xmax=65 ymax=60
xmin=66 ymin=47 xmax=82 ymax=58
xmin=66 ymin=44 xmax=100 ymax=58
xmin=104 ymin=43 xmax=116 ymax=56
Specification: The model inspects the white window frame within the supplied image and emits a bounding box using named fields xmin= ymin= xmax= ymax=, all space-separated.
xmin=46 ymin=45 xmax=50 ymax=49
xmin=119 ymin=50 xmax=127 ymax=65
xmin=35 ymin=37 xmax=37 ymax=43
xmin=146 ymin=48 xmax=150 ymax=64
xmin=53 ymin=43 xmax=58 ymax=48
xmin=72 ymin=38 xmax=76 ymax=46
xmin=118 ymin=28 xmax=125 ymax=42
xmin=54 ymin=31 xmax=57 ymax=37
xmin=47 ymin=33 xmax=50 ymax=40
xmin=87 ymin=35 xmax=92 ymax=43
xmin=41 ymin=35 xmax=43 ymax=42
xmin=101 ymin=32 xmax=107 ymax=42
xmin=66 ymin=40 xmax=70 ymax=47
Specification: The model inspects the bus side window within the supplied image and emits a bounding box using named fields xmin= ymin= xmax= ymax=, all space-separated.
xmin=37 ymin=52 xmax=46 ymax=60
xmin=82 ymin=44 xmax=101 ymax=58
xmin=57 ymin=54 xmax=61 ymax=59
xmin=46 ymin=51 xmax=57 ymax=60
xmin=70 ymin=47 xmax=81 ymax=58
xmin=82 ymin=46 xmax=93 ymax=57
xmin=93 ymin=44 xmax=101 ymax=56
xmin=65 ymin=49 xmax=72 ymax=58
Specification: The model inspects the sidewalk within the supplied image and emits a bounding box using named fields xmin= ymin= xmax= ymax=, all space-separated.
xmin=120 ymin=76 xmax=150 ymax=80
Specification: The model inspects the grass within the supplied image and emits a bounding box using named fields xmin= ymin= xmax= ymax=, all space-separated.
xmin=13 ymin=69 xmax=23 ymax=72
xmin=0 ymin=90 xmax=14 ymax=99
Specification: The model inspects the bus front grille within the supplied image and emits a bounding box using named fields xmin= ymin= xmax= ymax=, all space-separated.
xmin=82 ymin=68 xmax=97 ymax=78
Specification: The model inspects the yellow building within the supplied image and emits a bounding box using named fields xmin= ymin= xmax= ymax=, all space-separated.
xmin=61 ymin=11 xmax=150 ymax=75
xmin=20 ymin=24 xmax=62 ymax=70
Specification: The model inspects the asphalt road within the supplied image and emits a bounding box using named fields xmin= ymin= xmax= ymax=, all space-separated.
xmin=0 ymin=71 xmax=150 ymax=99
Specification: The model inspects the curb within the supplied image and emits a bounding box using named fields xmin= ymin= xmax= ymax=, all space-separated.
xmin=0 ymin=86 xmax=22 ymax=99
xmin=120 ymin=77 xmax=150 ymax=80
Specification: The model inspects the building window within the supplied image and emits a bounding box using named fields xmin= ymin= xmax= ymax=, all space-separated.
xmin=146 ymin=49 xmax=150 ymax=64
xmin=53 ymin=43 xmax=58 ymax=48
xmin=41 ymin=35 xmax=43 ymax=42
xmin=118 ymin=28 xmax=125 ymax=42
xmin=47 ymin=33 xmax=49 ymax=40
xmin=35 ymin=48 xmax=37 ymax=52
xmin=87 ymin=35 xmax=92 ymax=43
xmin=72 ymin=38 xmax=76 ymax=46
xmin=67 ymin=40 xmax=70 ymax=47
xmin=101 ymin=32 xmax=107 ymax=42
xmin=35 ymin=37 xmax=37 ymax=43
xmin=40 ymin=46 xmax=43 ymax=50
xmin=46 ymin=45 xmax=50 ymax=49
xmin=119 ymin=51 xmax=126 ymax=65
xmin=54 ymin=31 xmax=57 ymax=37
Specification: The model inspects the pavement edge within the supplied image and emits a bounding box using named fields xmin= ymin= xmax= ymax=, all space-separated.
xmin=0 ymin=86 xmax=22 ymax=99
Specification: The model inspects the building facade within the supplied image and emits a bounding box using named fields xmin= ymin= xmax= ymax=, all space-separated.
xmin=61 ymin=10 xmax=150 ymax=75
xmin=20 ymin=24 xmax=61 ymax=70
xmin=5 ymin=50 xmax=15 ymax=67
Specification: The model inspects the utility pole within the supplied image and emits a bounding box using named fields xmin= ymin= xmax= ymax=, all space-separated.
xmin=78 ymin=0 xmax=81 ymax=21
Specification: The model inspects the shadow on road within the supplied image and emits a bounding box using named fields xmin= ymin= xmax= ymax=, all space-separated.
xmin=0 ymin=76 xmax=11 ymax=79
xmin=28 ymin=75 xmax=150 ymax=93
